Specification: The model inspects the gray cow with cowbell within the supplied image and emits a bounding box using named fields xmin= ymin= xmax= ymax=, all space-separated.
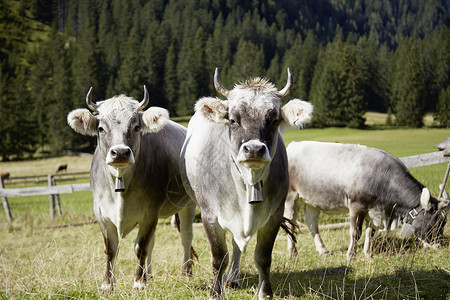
xmin=67 ymin=87 xmax=195 ymax=292
xmin=180 ymin=68 xmax=313 ymax=299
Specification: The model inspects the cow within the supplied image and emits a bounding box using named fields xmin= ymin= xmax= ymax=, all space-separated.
xmin=284 ymin=141 xmax=449 ymax=261
xmin=180 ymin=68 xmax=313 ymax=299
xmin=67 ymin=86 xmax=196 ymax=292
xmin=56 ymin=164 xmax=68 ymax=173
xmin=0 ymin=172 xmax=10 ymax=180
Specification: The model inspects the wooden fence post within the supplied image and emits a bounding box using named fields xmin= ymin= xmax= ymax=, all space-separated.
xmin=1 ymin=177 xmax=13 ymax=223
xmin=438 ymin=149 xmax=450 ymax=200
xmin=48 ymin=175 xmax=55 ymax=220
xmin=52 ymin=176 xmax=62 ymax=216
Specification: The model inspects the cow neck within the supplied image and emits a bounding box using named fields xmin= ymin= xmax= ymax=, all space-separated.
xmin=231 ymin=154 xmax=263 ymax=204
xmin=391 ymin=201 xmax=423 ymax=225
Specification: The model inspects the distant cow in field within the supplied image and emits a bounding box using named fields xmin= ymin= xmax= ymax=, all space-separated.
xmin=0 ymin=172 xmax=10 ymax=180
xmin=181 ymin=68 xmax=313 ymax=299
xmin=56 ymin=164 xmax=67 ymax=173
xmin=67 ymin=86 xmax=195 ymax=292
xmin=284 ymin=141 xmax=449 ymax=261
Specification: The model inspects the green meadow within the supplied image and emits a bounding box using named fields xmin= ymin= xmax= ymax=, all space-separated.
xmin=0 ymin=125 xmax=449 ymax=299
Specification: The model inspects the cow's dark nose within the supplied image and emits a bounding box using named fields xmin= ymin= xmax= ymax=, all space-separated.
xmin=243 ymin=143 xmax=266 ymax=158
xmin=110 ymin=147 xmax=131 ymax=160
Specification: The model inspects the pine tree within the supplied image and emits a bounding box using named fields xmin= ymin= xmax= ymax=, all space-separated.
xmin=229 ymin=39 xmax=265 ymax=81
xmin=394 ymin=37 xmax=427 ymax=127
xmin=299 ymin=30 xmax=319 ymax=100
xmin=163 ymin=44 xmax=178 ymax=116
xmin=340 ymin=44 xmax=366 ymax=128
xmin=436 ymin=87 xmax=450 ymax=127
xmin=309 ymin=30 xmax=346 ymax=127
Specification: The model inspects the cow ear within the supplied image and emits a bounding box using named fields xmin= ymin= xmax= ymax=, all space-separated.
xmin=420 ymin=188 xmax=432 ymax=211
xmin=141 ymin=107 xmax=169 ymax=133
xmin=281 ymin=99 xmax=313 ymax=130
xmin=195 ymin=97 xmax=229 ymax=124
xmin=67 ymin=109 xmax=98 ymax=136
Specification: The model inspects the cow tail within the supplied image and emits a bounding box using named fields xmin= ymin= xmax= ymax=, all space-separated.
xmin=173 ymin=213 xmax=199 ymax=263
xmin=280 ymin=217 xmax=299 ymax=244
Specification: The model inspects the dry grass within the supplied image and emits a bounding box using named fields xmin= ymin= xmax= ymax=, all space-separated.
xmin=0 ymin=127 xmax=449 ymax=299
xmin=363 ymin=112 xmax=438 ymax=127
xmin=0 ymin=156 xmax=92 ymax=177
xmin=0 ymin=220 xmax=448 ymax=299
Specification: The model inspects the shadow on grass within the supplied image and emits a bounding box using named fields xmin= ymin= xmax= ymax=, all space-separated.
xmin=274 ymin=267 xmax=449 ymax=299
xmin=231 ymin=266 xmax=449 ymax=299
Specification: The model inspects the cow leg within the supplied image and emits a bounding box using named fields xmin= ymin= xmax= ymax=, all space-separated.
xmin=347 ymin=205 xmax=366 ymax=262
xmin=225 ymin=239 xmax=241 ymax=288
xmin=202 ymin=217 xmax=228 ymax=300
xmin=100 ymin=221 xmax=119 ymax=293
xmin=363 ymin=223 xmax=375 ymax=259
xmin=177 ymin=205 xmax=196 ymax=276
xmin=284 ymin=190 xmax=300 ymax=258
xmin=254 ymin=211 xmax=283 ymax=300
xmin=134 ymin=219 xmax=158 ymax=289
xmin=305 ymin=204 xmax=328 ymax=255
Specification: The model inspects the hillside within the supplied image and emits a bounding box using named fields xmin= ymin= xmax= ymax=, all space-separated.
xmin=0 ymin=0 xmax=449 ymax=160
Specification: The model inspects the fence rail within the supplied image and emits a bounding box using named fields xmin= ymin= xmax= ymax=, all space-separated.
xmin=1 ymin=149 xmax=449 ymax=224
xmin=399 ymin=149 xmax=450 ymax=168
xmin=3 ymin=171 xmax=90 ymax=185
xmin=0 ymin=182 xmax=90 ymax=197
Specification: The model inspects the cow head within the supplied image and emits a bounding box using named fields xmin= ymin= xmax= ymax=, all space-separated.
xmin=403 ymin=188 xmax=449 ymax=246
xmin=67 ymin=86 xmax=169 ymax=183
xmin=196 ymin=68 xmax=313 ymax=190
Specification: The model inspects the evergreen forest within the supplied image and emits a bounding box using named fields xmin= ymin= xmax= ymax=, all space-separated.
xmin=1 ymin=0 xmax=450 ymax=159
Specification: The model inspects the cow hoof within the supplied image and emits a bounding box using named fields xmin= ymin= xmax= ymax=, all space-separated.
xmin=182 ymin=268 xmax=193 ymax=277
xmin=226 ymin=281 xmax=240 ymax=289
xmin=318 ymin=249 xmax=329 ymax=256
xmin=346 ymin=255 xmax=356 ymax=264
xmin=289 ymin=248 xmax=298 ymax=258
xmin=100 ymin=283 xmax=114 ymax=294
xmin=133 ymin=281 xmax=147 ymax=290
xmin=364 ymin=253 xmax=373 ymax=260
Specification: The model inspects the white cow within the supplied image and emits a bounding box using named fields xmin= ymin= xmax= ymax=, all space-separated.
xmin=67 ymin=87 xmax=196 ymax=291
xmin=284 ymin=141 xmax=449 ymax=261
xmin=180 ymin=68 xmax=313 ymax=299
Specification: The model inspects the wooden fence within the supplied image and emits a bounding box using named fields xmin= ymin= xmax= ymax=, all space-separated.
xmin=1 ymin=173 xmax=90 ymax=223
xmin=2 ymin=171 xmax=90 ymax=186
xmin=1 ymin=149 xmax=449 ymax=224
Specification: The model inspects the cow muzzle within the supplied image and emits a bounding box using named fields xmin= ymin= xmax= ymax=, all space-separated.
xmin=237 ymin=140 xmax=271 ymax=169
xmin=106 ymin=144 xmax=135 ymax=168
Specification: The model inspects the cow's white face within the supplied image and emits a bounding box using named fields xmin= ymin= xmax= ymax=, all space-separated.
xmin=196 ymin=69 xmax=313 ymax=186
xmin=67 ymin=87 xmax=169 ymax=178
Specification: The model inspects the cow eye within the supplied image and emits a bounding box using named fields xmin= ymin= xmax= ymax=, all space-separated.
xmin=267 ymin=111 xmax=280 ymax=127
xmin=269 ymin=118 xmax=280 ymax=127
xmin=134 ymin=125 xmax=141 ymax=132
xmin=98 ymin=127 xmax=105 ymax=133
xmin=229 ymin=118 xmax=239 ymax=127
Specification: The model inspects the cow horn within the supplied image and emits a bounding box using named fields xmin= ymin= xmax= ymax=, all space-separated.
xmin=277 ymin=68 xmax=293 ymax=99
xmin=214 ymin=68 xmax=229 ymax=98
xmin=137 ymin=85 xmax=149 ymax=111
xmin=86 ymin=87 xmax=99 ymax=113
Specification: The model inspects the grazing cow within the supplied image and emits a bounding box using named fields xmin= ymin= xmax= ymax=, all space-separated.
xmin=180 ymin=68 xmax=313 ymax=299
xmin=67 ymin=86 xmax=195 ymax=292
xmin=284 ymin=141 xmax=449 ymax=261
xmin=56 ymin=164 xmax=68 ymax=173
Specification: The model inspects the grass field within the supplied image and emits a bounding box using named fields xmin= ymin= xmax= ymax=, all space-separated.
xmin=0 ymin=126 xmax=449 ymax=299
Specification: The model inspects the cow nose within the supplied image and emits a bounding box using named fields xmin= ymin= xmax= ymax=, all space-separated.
xmin=243 ymin=142 xmax=266 ymax=158
xmin=110 ymin=147 xmax=131 ymax=160
xmin=107 ymin=144 xmax=135 ymax=167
